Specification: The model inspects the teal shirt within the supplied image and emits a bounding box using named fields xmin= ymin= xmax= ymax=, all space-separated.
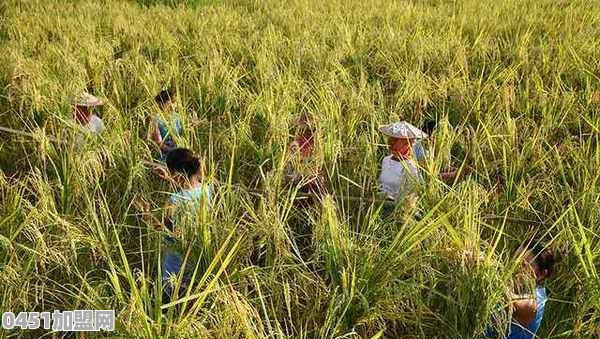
xmin=161 ymin=184 xmax=212 ymax=296
xmin=156 ymin=114 xmax=183 ymax=161
xmin=164 ymin=184 xmax=212 ymax=245
xmin=158 ymin=115 xmax=182 ymax=145
xmin=169 ymin=184 xmax=212 ymax=220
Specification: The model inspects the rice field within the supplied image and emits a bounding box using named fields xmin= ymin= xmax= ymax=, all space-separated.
xmin=0 ymin=0 xmax=599 ymax=338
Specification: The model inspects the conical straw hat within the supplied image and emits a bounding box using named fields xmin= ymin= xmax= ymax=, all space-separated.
xmin=378 ymin=121 xmax=428 ymax=139
xmin=72 ymin=92 xmax=104 ymax=107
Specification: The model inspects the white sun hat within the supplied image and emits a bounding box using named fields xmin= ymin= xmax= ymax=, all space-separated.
xmin=72 ymin=92 xmax=104 ymax=107
xmin=378 ymin=121 xmax=428 ymax=139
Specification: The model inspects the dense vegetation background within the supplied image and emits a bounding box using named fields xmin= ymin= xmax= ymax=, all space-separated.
xmin=0 ymin=0 xmax=598 ymax=338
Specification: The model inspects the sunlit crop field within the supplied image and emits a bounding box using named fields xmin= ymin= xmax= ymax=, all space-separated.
xmin=0 ymin=0 xmax=599 ymax=338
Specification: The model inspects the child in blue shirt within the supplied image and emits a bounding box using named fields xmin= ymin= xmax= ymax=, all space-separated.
xmin=156 ymin=148 xmax=212 ymax=302
xmin=485 ymin=243 xmax=555 ymax=339
xmin=149 ymin=89 xmax=183 ymax=161
xmin=506 ymin=244 xmax=554 ymax=339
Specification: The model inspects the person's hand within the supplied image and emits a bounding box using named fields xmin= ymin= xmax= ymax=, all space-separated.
xmin=288 ymin=141 xmax=300 ymax=155
xmin=444 ymin=247 xmax=485 ymax=267
xmin=132 ymin=197 xmax=150 ymax=213
xmin=440 ymin=167 xmax=459 ymax=184
xmin=460 ymin=166 xmax=473 ymax=177
xmin=462 ymin=249 xmax=485 ymax=264
xmin=153 ymin=166 xmax=170 ymax=181
xmin=132 ymin=196 xmax=162 ymax=230
xmin=440 ymin=166 xmax=472 ymax=184
xmin=161 ymin=143 xmax=177 ymax=153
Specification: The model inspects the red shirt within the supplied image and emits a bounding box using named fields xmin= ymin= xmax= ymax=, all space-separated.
xmin=294 ymin=134 xmax=314 ymax=158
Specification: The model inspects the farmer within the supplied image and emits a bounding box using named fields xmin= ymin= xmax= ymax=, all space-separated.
xmin=507 ymin=243 xmax=555 ymax=339
xmin=149 ymin=89 xmax=183 ymax=161
xmin=486 ymin=243 xmax=556 ymax=339
xmin=72 ymin=92 xmax=105 ymax=134
xmin=378 ymin=121 xmax=427 ymax=202
xmin=413 ymin=119 xmax=465 ymax=184
xmin=154 ymin=148 xmax=212 ymax=302
xmin=285 ymin=113 xmax=325 ymax=204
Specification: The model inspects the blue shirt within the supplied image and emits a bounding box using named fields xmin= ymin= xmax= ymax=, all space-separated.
xmin=485 ymin=286 xmax=548 ymax=339
xmin=157 ymin=114 xmax=183 ymax=157
xmin=507 ymin=287 xmax=547 ymax=339
xmin=413 ymin=140 xmax=427 ymax=162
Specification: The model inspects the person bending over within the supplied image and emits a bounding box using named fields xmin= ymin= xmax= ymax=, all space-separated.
xmin=377 ymin=121 xmax=427 ymax=202
xmin=486 ymin=242 xmax=556 ymax=339
xmin=285 ymin=113 xmax=326 ymax=205
xmin=155 ymin=148 xmax=212 ymax=302
xmin=72 ymin=92 xmax=105 ymax=134
xmin=508 ymin=243 xmax=555 ymax=339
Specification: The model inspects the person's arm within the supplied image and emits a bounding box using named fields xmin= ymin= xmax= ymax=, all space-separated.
xmin=439 ymin=167 xmax=459 ymax=184
xmin=132 ymin=196 xmax=162 ymax=230
xmin=512 ymin=297 xmax=537 ymax=328
xmin=163 ymin=201 xmax=177 ymax=233
xmin=96 ymin=116 xmax=106 ymax=133
xmin=439 ymin=166 xmax=473 ymax=185
xmin=153 ymin=165 xmax=177 ymax=185
xmin=284 ymin=140 xmax=300 ymax=180
xmin=149 ymin=117 xmax=163 ymax=148
xmin=288 ymin=139 xmax=300 ymax=154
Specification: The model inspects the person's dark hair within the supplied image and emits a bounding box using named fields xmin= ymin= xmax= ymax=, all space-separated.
xmin=155 ymin=89 xmax=175 ymax=105
xmin=421 ymin=120 xmax=437 ymax=135
xmin=528 ymin=243 xmax=556 ymax=277
xmin=166 ymin=148 xmax=200 ymax=177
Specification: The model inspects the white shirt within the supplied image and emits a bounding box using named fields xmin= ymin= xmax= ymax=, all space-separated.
xmin=84 ymin=115 xmax=105 ymax=134
xmin=378 ymin=156 xmax=423 ymax=201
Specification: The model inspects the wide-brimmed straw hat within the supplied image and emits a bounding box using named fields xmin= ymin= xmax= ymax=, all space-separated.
xmin=72 ymin=92 xmax=104 ymax=107
xmin=378 ymin=121 xmax=428 ymax=139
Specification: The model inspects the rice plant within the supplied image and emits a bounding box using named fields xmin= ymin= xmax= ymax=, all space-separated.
xmin=0 ymin=0 xmax=598 ymax=338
